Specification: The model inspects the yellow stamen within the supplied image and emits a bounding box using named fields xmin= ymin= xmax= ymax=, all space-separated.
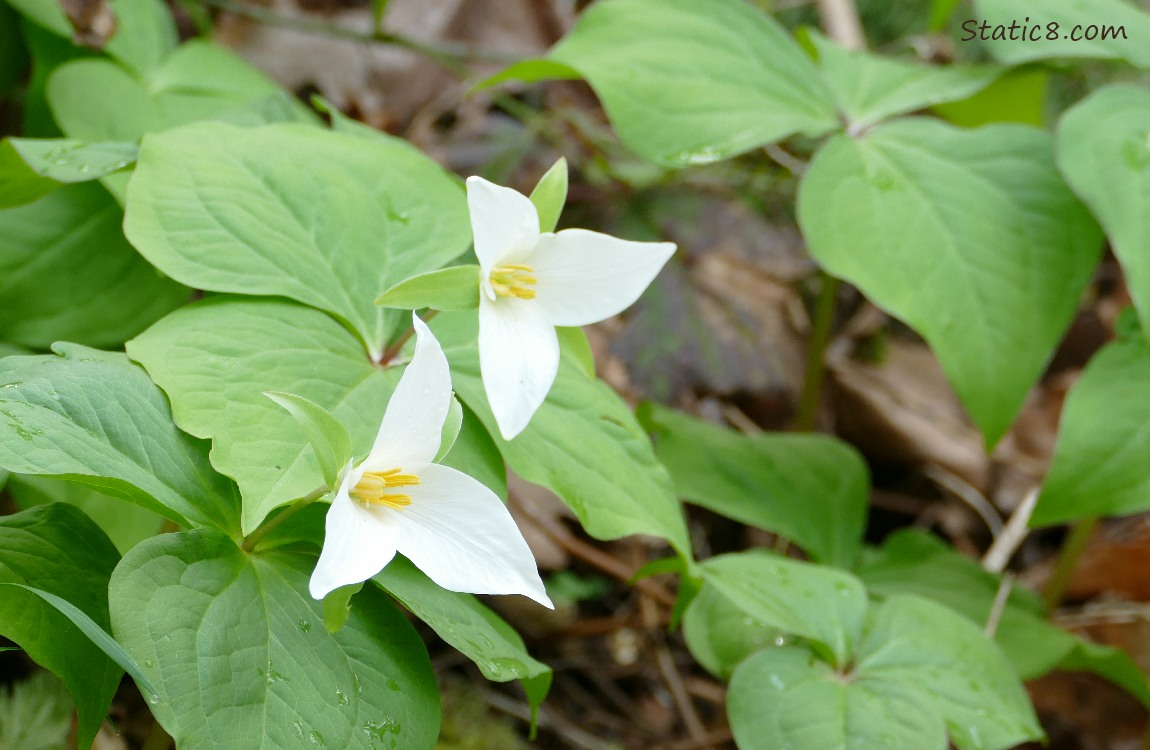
xmin=352 ymin=468 xmax=420 ymax=510
xmin=489 ymin=264 xmax=537 ymax=300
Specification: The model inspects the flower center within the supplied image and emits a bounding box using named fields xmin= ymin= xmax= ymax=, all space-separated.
xmin=351 ymin=468 xmax=419 ymax=510
xmin=489 ymin=264 xmax=537 ymax=300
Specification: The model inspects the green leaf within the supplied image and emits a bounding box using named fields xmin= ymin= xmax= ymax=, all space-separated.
xmin=431 ymin=311 xmax=692 ymax=559
xmin=265 ymin=391 xmax=353 ymax=491
xmin=555 ymin=326 xmax=594 ymax=377
xmin=798 ymin=119 xmax=1102 ymax=446
xmin=104 ymin=0 xmax=178 ymax=76
xmin=1057 ymin=85 xmax=1150 ymax=337
xmin=125 ymin=121 xmax=471 ymax=358
xmin=8 ymin=474 xmax=164 ymax=554
xmin=933 ymin=69 xmax=1048 ymax=127
xmin=546 ymin=0 xmax=839 ymax=166
xmin=529 ymin=157 xmax=568 ymax=233
xmin=0 ymin=139 xmax=57 ymax=209
xmin=682 ymin=581 xmax=781 ymax=679
xmin=859 ymin=530 xmax=1150 ymax=705
xmin=8 ymin=138 xmax=137 ymax=182
xmin=804 ymin=29 xmax=1001 ymax=130
xmin=5 ymin=584 xmax=159 ymax=698
xmin=435 ymin=396 xmax=464 ymax=463
xmin=0 ymin=182 xmax=188 ymax=348
xmin=971 ymin=0 xmax=1150 ymax=69
xmin=729 ymin=645 xmax=947 ymax=750
xmin=855 ymin=596 xmax=1042 ymax=750
xmin=375 ymin=557 xmax=550 ymax=701
xmin=1034 ymin=331 xmax=1150 ymax=524
xmin=437 ymin=402 xmax=507 ymax=499
xmin=0 ymin=503 xmax=123 ymax=749
xmin=4 ymin=0 xmax=70 ymax=37
xmin=475 ymin=59 xmax=582 ymax=91
xmin=0 ymin=345 xmax=240 ymax=532
xmin=375 ymin=266 xmax=481 ymax=312
xmin=700 ymin=552 xmax=867 ymax=667
xmin=128 ymin=298 xmax=403 ymax=534
xmin=47 ymin=40 xmax=303 ymax=143
xmin=642 ymin=404 xmax=867 ymax=566
xmin=323 ymin=583 xmax=363 ymax=634
xmin=110 ymin=529 xmax=440 ymax=748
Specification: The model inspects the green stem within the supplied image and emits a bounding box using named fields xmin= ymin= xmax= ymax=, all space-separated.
xmin=241 ymin=485 xmax=328 ymax=553
xmin=379 ymin=309 xmax=439 ymax=365
xmin=1041 ymin=517 xmax=1098 ymax=613
xmin=793 ymin=271 xmax=838 ymax=432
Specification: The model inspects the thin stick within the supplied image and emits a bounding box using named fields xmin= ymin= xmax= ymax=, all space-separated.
xmin=984 ymin=573 xmax=1014 ymax=638
xmin=982 ymin=487 xmax=1038 ymax=573
xmin=1041 ymin=517 xmax=1099 ymax=613
xmin=816 ymin=0 xmax=867 ymax=50
xmin=924 ymin=464 xmax=1003 ymax=538
xmin=481 ymin=687 xmax=611 ymax=750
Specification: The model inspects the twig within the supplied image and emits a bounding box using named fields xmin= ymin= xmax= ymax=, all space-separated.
xmin=512 ymin=493 xmax=677 ymax=607
xmin=763 ymin=144 xmax=807 ymax=175
xmin=982 ymin=487 xmax=1038 ymax=573
xmin=984 ymin=573 xmax=1014 ymax=638
xmin=816 ymin=0 xmax=867 ymax=50
xmin=923 ymin=463 xmax=1003 ymax=538
xmin=480 ymin=686 xmax=612 ymax=750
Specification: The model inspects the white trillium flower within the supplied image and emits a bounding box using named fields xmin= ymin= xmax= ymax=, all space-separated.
xmin=467 ymin=176 xmax=676 ymax=440
xmin=309 ymin=314 xmax=552 ymax=608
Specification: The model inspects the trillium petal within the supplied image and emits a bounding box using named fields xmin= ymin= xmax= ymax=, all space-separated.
xmin=479 ymin=297 xmax=560 ymax=440
xmin=392 ymin=463 xmax=552 ymax=608
xmin=309 ymin=465 xmax=400 ymax=600
xmin=529 ymin=229 xmax=676 ymax=327
xmin=368 ymin=314 xmax=452 ymax=469
xmin=466 ymin=176 xmax=541 ymax=270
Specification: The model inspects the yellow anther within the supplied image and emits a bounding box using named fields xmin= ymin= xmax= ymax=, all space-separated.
xmin=489 ymin=264 xmax=538 ymax=301
xmin=352 ymin=468 xmax=420 ymax=510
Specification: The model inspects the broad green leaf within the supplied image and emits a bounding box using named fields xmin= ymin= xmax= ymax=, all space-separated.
xmin=1057 ymin=85 xmax=1150 ymax=336
xmin=0 ymin=183 xmax=187 ymax=349
xmin=4 ymin=0 xmax=70 ymax=37
xmin=437 ymin=403 xmax=507 ymax=499
xmin=682 ymin=581 xmax=781 ymax=679
xmin=0 ymin=503 xmax=123 ymax=749
xmin=110 ymin=529 xmax=439 ymax=749
xmin=0 ymin=140 xmax=57 ymax=208
xmin=642 ymin=404 xmax=867 ymax=566
xmin=971 ymin=0 xmax=1150 ymax=69
xmin=555 ymin=326 xmax=594 ymax=377
xmin=375 ymin=556 xmax=551 ymax=716
xmin=129 ymin=298 xmax=401 ymax=534
xmin=545 ymin=0 xmax=839 ymax=166
xmin=125 ymin=121 xmax=470 ymax=358
xmin=0 ymin=345 xmax=240 ymax=532
xmin=798 ymin=119 xmax=1102 ymax=446
xmin=859 ymin=531 xmax=1150 ymax=705
xmin=1034 ymin=330 xmax=1150 ymax=525
xmin=9 ymin=474 xmax=164 ymax=554
xmin=700 ymin=552 xmax=867 ymax=667
xmin=431 ymin=311 xmax=692 ymax=559
xmin=375 ymin=266 xmax=481 ymax=312
xmin=804 ymin=29 xmax=1001 ymax=130
xmin=729 ymin=646 xmax=946 ymax=750
xmin=47 ymin=40 xmax=303 ymax=143
xmin=265 ymin=392 xmax=353 ymax=491
xmin=856 ymin=596 xmax=1042 ymax=750
xmin=8 ymin=138 xmax=137 ymax=182
xmin=529 ymin=157 xmax=568 ymax=233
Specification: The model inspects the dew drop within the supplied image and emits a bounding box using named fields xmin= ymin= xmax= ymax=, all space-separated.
xmin=148 ymin=694 xmax=161 ymax=705
xmin=298 ymin=619 xmax=312 ymax=633
xmin=308 ymin=729 xmax=325 ymax=746
xmin=292 ymin=720 xmax=305 ymax=738
xmin=386 ymin=678 xmax=399 ymax=692
xmin=143 ymin=659 xmax=154 ymax=668
xmin=336 ymin=689 xmax=349 ymax=707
